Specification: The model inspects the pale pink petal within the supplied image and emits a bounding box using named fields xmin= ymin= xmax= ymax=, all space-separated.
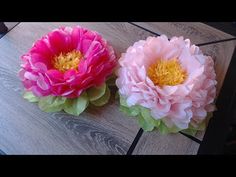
xmin=24 ymin=71 xmax=38 ymax=81
xmin=37 ymin=74 xmax=49 ymax=90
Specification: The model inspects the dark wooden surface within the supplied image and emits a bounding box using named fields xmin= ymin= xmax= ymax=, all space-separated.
xmin=0 ymin=22 xmax=235 ymax=154
xmin=205 ymin=22 xmax=236 ymax=37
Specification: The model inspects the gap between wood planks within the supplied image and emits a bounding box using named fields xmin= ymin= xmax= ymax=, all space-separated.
xmin=127 ymin=128 xmax=144 ymax=155
xmin=0 ymin=22 xmax=20 ymax=40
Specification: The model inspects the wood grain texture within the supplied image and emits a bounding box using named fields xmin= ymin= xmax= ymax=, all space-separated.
xmin=132 ymin=22 xmax=235 ymax=44
xmin=133 ymin=131 xmax=199 ymax=155
xmin=0 ymin=22 xmax=155 ymax=154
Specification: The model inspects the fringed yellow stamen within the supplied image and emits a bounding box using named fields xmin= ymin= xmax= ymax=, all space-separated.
xmin=147 ymin=58 xmax=187 ymax=86
xmin=52 ymin=50 xmax=83 ymax=72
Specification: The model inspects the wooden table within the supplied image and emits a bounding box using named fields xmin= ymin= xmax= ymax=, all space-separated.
xmin=0 ymin=22 xmax=235 ymax=154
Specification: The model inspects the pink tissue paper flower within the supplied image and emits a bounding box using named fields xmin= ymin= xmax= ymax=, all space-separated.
xmin=19 ymin=26 xmax=117 ymax=98
xmin=116 ymin=35 xmax=217 ymax=130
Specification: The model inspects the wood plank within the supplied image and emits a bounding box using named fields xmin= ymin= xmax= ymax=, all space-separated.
xmin=133 ymin=131 xmax=199 ymax=155
xmin=134 ymin=41 xmax=236 ymax=154
xmin=0 ymin=22 xmax=156 ymax=154
xmin=132 ymin=22 xmax=235 ymax=44
xmin=4 ymin=22 xmax=19 ymax=30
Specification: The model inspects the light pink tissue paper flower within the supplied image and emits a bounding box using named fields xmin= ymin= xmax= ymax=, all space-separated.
xmin=116 ymin=35 xmax=217 ymax=130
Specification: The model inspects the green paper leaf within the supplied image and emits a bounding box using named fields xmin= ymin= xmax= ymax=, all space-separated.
xmin=119 ymin=105 xmax=140 ymax=117
xmin=119 ymin=96 xmax=160 ymax=131
xmin=38 ymin=96 xmax=66 ymax=112
xmin=137 ymin=114 xmax=155 ymax=131
xmin=119 ymin=95 xmax=129 ymax=107
xmin=63 ymin=92 xmax=89 ymax=116
xmin=140 ymin=107 xmax=161 ymax=128
xmin=137 ymin=107 xmax=161 ymax=131
xmin=119 ymin=96 xmax=140 ymax=116
xmin=115 ymin=91 xmax=119 ymax=100
xmin=23 ymin=91 xmax=39 ymax=103
xmin=106 ymin=74 xmax=117 ymax=86
xmin=158 ymin=121 xmax=170 ymax=134
xmin=181 ymin=128 xmax=198 ymax=136
xmin=90 ymin=86 xmax=110 ymax=106
xmin=158 ymin=121 xmax=181 ymax=134
xmin=87 ymin=83 xmax=106 ymax=102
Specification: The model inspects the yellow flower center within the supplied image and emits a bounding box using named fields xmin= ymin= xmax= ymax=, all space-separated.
xmin=147 ymin=58 xmax=187 ymax=87
xmin=52 ymin=50 xmax=83 ymax=72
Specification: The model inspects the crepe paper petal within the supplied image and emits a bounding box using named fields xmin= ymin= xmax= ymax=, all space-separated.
xmin=38 ymin=96 xmax=66 ymax=112
xmin=63 ymin=92 xmax=89 ymax=116
xmin=87 ymin=83 xmax=106 ymax=101
xmin=23 ymin=91 xmax=39 ymax=103
xmin=90 ymin=85 xmax=110 ymax=106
